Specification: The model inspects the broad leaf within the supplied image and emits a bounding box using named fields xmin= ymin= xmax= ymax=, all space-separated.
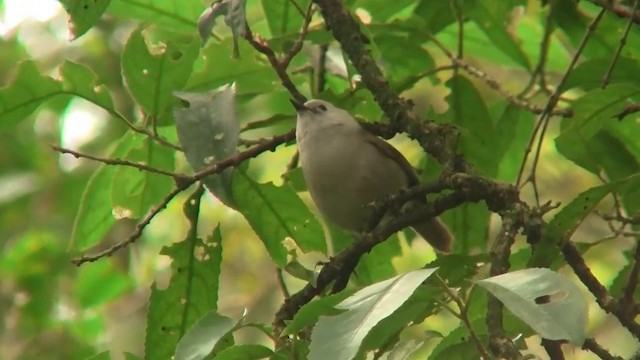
xmin=70 ymin=131 xmax=137 ymax=251
xmin=174 ymin=311 xmax=238 ymax=360
xmin=478 ymin=268 xmax=588 ymax=345
xmin=232 ymin=170 xmax=326 ymax=267
xmin=111 ymin=133 xmax=175 ymax=219
xmin=146 ymin=228 xmax=223 ymax=360
xmin=309 ymin=268 xmax=438 ymax=360
xmin=121 ymin=28 xmax=199 ymax=120
xmin=58 ymin=0 xmax=112 ymax=40
xmin=529 ymin=174 xmax=640 ymax=268
xmin=174 ymin=84 xmax=239 ymax=207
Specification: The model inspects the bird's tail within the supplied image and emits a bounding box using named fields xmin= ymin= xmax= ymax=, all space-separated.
xmin=412 ymin=217 xmax=453 ymax=253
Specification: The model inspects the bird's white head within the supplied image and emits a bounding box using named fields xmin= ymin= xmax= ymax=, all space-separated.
xmin=292 ymin=99 xmax=358 ymax=131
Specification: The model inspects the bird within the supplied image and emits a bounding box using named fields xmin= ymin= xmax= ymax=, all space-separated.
xmin=292 ymin=98 xmax=452 ymax=252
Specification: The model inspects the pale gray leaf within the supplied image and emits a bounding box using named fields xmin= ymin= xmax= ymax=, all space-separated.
xmin=478 ymin=268 xmax=588 ymax=345
xmin=174 ymin=84 xmax=238 ymax=208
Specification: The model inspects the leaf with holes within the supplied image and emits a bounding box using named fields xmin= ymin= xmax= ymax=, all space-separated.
xmin=174 ymin=84 xmax=238 ymax=208
xmin=58 ymin=0 xmax=112 ymax=40
xmin=478 ymin=268 xmax=587 ymax=345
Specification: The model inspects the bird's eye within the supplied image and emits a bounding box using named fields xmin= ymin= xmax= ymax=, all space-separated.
xmin=318 ymin=104 xmax=327 ymax=111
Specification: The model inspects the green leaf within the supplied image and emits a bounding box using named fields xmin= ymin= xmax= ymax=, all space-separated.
xmin=529 ymin=175 xmax=640 ymax=268
xmin=0 ymin=61 xmax=61 ymax=130
xmin=107 ymin=0 xmax=203 ymax=30
xmin=354 ymin=0 xmax=417 ymax=21
xmin=174 ymin=311 xmax=238 ymax=360
xmin=111 ymin=133 xmax=175 ymax=219
xmin=564 ymin=57 xmax=640 ymax=91
xmin=213 ymin=344 xmax=274 ymax=360
xmin=261 ymin=0 xmax=305 ymax=37
xmin=232 ymin=170 xmax=326 ymax=267
xmin=412 ymin=1 xmax=455 ymax=34
xmin=74 ymin=260 xmax=132 ymax=309
xmin=555 ymin=84 xmax=640 ymax=175
xmin=60 ymin=60 xmax=116 ymax=112
xmin=495 ymin=105 xmax=536 ymax=182
xmin=58 ymin=0 xmax=112 ymax=40
xmin=283 ymin=293 xmax=348 ymax=335
xmin=186 ymin=41 xmax=279 ymax=95
xmin=174 ymin=84 xmax=239 ymax=207
xmin=373 ymin=33 xmax=434 ymax=90
xmin=444 ymin=75 xmax=498 ymax=176
xmin=468 ymin=0 xmax=531 ymax=70
xmin=478 ymin=268 xmax=588 ymax=345
xmin=85 ymin=351 xmax=111 ymax=360
xmin=309 ymin=268 xmax=438 ymax=360
xmin=121 ymin=28 xmax=200 ymax=118
xmin=70 ymin=131 xmax=138 ymax=251
xmin=146 ymin=227 xmax=223 ymax=360
xmin=0 ymin=60 xmax=122 ymax=131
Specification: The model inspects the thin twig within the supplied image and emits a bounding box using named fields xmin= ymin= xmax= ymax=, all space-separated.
xmin=424 ymin=33 xmax=572 ymax=118
xmin=71 ymin=130 xmax=296 ymax=265
xmin=621 ymin=242 xmax=640 ymax=313
xmin=582 ymin=338 xmax=624 ymax=360
xmin=435 ymin=276 xmax=490 ymax=360
xmin=561 ymin=241 xmax=640 ymax=340
xmin=520 ymin=3 xmax=554 ymax=97
xmin=602 ymin=0 xmax=639 ymax=88
xmin=51 ymin=144 xmax=184 ymax=179
xmin=281 ymin=2 xmax=315 ymax=69
xmin=588 ymin=0 xmax=640 ymax=25
xmin=516 ymin=9 xmax=606 ymax=204
xmin=71 ymin=185 xmax=187 ymax=265
xmin=243 ymin=28 xmax=307 ymax=103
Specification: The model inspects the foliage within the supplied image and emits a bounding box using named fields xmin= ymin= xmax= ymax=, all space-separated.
xmin=1 ymin=0 xmax=640 ymax=359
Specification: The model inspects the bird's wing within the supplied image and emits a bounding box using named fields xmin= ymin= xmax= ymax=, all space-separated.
xmin=361 ymin=129 xmax=421 ymax=187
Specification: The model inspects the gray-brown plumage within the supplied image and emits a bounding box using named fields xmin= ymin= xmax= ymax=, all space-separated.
xmin=293 ymin=99 xmax=452 ymax=252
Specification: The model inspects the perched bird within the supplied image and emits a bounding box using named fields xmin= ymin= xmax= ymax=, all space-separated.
xmin=292 ymin=98 xmax=452 ymax=252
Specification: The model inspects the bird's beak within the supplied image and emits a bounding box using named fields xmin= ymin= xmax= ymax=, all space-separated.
xmin=290 ymin=99 xmax=307 ymax=112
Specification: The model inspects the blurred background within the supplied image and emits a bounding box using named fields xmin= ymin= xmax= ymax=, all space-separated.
xmin=0 ymin=0 xmax=638 ymax=359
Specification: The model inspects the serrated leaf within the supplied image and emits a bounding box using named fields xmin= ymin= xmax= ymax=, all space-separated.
xmin=529 ymin=174 xmax=640 ymax=267
xmin=478 ymin=268 xmax=588 ymax=345
xmin=174 ymin=311 xmax=238 ymax=360
xmin=70 ymin=131 xmax=138 ymax=251
xmin=111 ymin=133 xmax=174 ymax=219
xmin=58 ymin=0 xmax=111 ymax=40
xmin=174 ymin=84 xmax=238 ymax=208
xmin=0 ymin=60 xmax=122 ymax=131
xmin=0 ymin=61 xmax=61 ymax=130
xmin=145 ymin=228 xmax=223 ymax=360
xmin=60 ymin=60 xmax=115 ymax=111
xmin=309 ymin=268 xmax=438 ymax=360
xmin=556 ymin=84 xmax=640 ymax=175
xmin=121 ymin=28 xmax=199 ymax=118
xmin=232 ymin=170 xmax=326 ymax=267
